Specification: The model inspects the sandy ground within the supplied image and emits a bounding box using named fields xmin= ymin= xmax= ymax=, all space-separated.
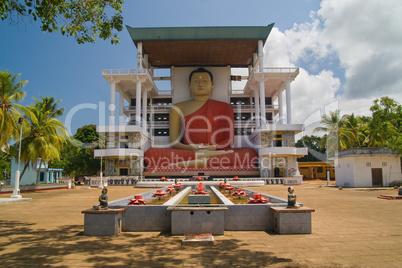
xmin=0 ymin=180 xmax=401 ymax=267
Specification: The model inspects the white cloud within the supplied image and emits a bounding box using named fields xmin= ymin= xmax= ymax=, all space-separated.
xmin=292 ymin=68 xmax=341 ymax=124
xmin=264 ymin=27 xmax=293 ymax=67
xmin=264 ymin=26 xmax=340 ymax=125
xmin=318 ymin=0 xmax=402 ymax=100
xmin=263 ymin=0 xmax=402 ymax=127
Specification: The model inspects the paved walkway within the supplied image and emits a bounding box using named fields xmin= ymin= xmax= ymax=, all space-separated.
xmin=0 ymin=181 xmax=401 ymax=267
xmin=0 ymin=197 xmax=32 ymax=204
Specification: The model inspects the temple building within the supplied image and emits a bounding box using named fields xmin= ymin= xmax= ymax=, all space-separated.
xmin=94 ymin=24 xmax=307 ymax=178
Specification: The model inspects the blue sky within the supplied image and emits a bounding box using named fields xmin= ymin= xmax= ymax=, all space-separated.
xmin=1 ymin=0 xmax=401 ymax=136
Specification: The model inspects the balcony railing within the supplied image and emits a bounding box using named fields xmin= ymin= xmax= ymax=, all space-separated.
xmin=124 ymin=105 xmax=172 ymax=112
xmin=234 ymin=120 xmax=273 ymax=125
xmin=102 ymin=69 xmax=147 ymax=75
xmin=231 ymin=90 xmax=245 ymax=94
xmin=232 ymin=104 xmax=278 ymax=110
xmin=252 ymin=67 xmax=299 ymax=74
xmin=148 ymin=121 xmax=169 ymax=126
xmin=125 ymin=104 xmax=277 ymax=113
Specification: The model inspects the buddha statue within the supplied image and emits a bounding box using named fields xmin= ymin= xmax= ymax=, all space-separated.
xmin=95 ymin=187 xmax=108 ymax=210
xmin=287 ymin=186 xmax=300 ymax=208
xmin=144 ymin=68 xmax=258 ymax=171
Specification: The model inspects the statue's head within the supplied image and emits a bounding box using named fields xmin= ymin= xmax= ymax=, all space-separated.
xmin=188 ymin=68 xmax=214 ymax=98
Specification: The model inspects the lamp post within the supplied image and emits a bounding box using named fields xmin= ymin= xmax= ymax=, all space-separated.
xmin=11 ymin=117 xmax=23 ymax=198
xmin=99 ymin=136 xmax=103 ymax=188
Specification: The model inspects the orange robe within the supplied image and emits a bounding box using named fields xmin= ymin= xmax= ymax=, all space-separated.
xmin=144 ymin=99 xmax=258 ymax=171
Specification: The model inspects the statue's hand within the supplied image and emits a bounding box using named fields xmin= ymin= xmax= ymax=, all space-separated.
xmin=188 ymin=143 xmax=204 ymax=150
xmin=197 ymin=145 xmax=216 ymax=151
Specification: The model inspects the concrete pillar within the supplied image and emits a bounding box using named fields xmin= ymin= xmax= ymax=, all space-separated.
xmin=254 ymin=88 xmax=260 ymax=129
xmin=109 ymin=82 xmax=116 ymax=126
xmin=119 ymin=92 xmax=124 ymax=125
xmin=142 ymin=89 xmax=147 ymax=130
xmin=136 ymin=41 xmax=143 ymax=127
xmin=285 ymin=78 xmax=292 ymax=124
xmin=258 ymin=40 xmax=266 ymax=127
xmin=278 ymin=89 xmax=284 ymax=124
xmin=137 ymin=42 xmax=143 ymax=70
xmin=136 ymin=82 xmax=142 ymax=126
xmin=259 ymin=80 xmax=266 ymax=127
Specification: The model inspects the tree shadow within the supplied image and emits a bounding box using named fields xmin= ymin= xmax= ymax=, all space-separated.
xmin=0 ymin=220 xmax=299 ymax=267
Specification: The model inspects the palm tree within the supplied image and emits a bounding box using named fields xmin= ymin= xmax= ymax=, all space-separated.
xmin=313 ymin=110 xmax=353 ymax=158
xmin=0 ymin=71 xmax=28 ymax=149
xmin=343 ymin=113 xmax=366 ymax=147
xmin=20 ymin=96 xmax=68 ymax=183
xmin=364 ymin=120 xmax=391 ymax=148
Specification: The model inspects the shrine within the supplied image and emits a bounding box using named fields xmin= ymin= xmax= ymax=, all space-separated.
xmin=94 ymin=24 xmax=307 ymax=179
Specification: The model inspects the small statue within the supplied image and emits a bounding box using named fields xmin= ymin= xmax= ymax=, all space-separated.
xmin=287 ymin=186 xmax=300 ymax=208
xmin=95 ymin=188 xmax=108 ymax=210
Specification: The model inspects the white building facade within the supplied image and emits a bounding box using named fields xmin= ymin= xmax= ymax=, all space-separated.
xmin=10 ymin=158 xmax=63 ymax=186
xmin=335 ymin=148 xmax=401 ymax=187
xmin=94 ymin=25 xmax=307 ymax=178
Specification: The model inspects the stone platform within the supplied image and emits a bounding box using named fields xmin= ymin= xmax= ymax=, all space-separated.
xmin=81 ymin=208 xmax=125 ymax=236
xmin=270 ymin=206 xmax=315 ymax=234
xmin=377 ymin=194 xmax=402 ymax=200
xmin=182 ymin=233 xmax=214 ymax=245
xmin=188 ymin=194 xmax=211 ymax=204
xmin=167 ymin=206 xmax=228 ymax=235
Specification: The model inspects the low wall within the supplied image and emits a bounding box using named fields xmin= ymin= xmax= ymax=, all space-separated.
xmin=135 ymin=180 xmax=265 ymax=188
xmin=0 ymin=183 xmax=69 ymax=194
xmin=109 ymin=187 xmax=191 ymax=232
xmin=122 ymin=205 xmax=171 ymax=232
xmin=106 ymin=185 xmax=290 ymax=232
xmin=86 ymin=176 xmax=303 ymax=187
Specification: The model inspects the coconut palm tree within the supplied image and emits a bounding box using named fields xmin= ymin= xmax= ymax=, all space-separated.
xmin=343 ymin=113 xmax=366 ymax=147
xmin=0 ymin=71 xmax=28 ymax=149
xmin=313 ymin=110 xmax=354 ymax=158
xmin=19 ymin=96 xmax=68 ymax=183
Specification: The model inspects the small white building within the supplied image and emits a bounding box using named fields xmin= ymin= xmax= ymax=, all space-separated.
xmin=10 ymin=158 xmax=63 ymax=186
xmin=335 ymin=148 xmax=401 ymax=187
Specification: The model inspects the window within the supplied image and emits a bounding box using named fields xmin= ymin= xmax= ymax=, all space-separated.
xmin=153 ymin=113 xmax=169 ymax=121
xmin=120 ymin=135 xmax=128 ymax=140
xmin=234 ymin=113 xmax=251 ymax=121
xmin=234 ymin=128 xmax=252 ymax=136
xmin=230 ymin=97 xmax=250 ymax=105
xmin=366 ymin=162 xmax=371 ymax=167
xmin=120 ymin=142 xmax=129 ymax=148
xmin=317 ymin=167 xmax=324 ymax=173
xmin=273 ymin=140 xmax=282 ymax=147
xmin=152 ymin=98 xmax=172 ymax=106
xmin=266 ymin=113 xmax=273 ymax=121
xmin=382 ymin=162 xmax=387 ymax=167
xmin=153 ymin=129 xmax=169 ymax=136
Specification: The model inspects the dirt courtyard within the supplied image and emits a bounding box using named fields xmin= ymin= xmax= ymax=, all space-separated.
xmin=0 ymin=180 xmax=401 ymax=267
